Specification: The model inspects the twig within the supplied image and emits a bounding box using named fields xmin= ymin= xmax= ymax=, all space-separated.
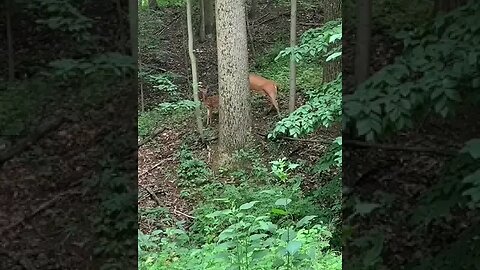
xmin=258 ymin=11 xmax=290 ymax=25
xmin=158 ymin=13 xmax=182 ymax=36
xmin=174 ymin=209 xmax=196 ymax=219
xmin=252 ymin=12 xmax=269 ymax=24
xmin=143 ymin=186 xmax=162 ymax=206
xmin=343 ymin=139 xmax=457 ymax=156
xmin=0 ymin=248 xmax=35 ymax=270
xmin=0 ymin=189 xmax=82 ymax=237
xmin=139 ymin=157 xmax=174 ymax=177
xmin=298 ymin=22 xmax=322 ymax=27
xmin=138 ymin=127 xmax=165 ymax=147
xmin=0 ymin=117 xmax=65 ymax=166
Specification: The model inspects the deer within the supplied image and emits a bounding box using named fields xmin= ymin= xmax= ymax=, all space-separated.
xmin=249 ymin=73 xmax=280 ymax=116
xmin=198 ymin=87 xmax=219 ymax=126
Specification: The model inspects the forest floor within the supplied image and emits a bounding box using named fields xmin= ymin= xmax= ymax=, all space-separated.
xmin=137 ymin=1 xmax=332 ymax=233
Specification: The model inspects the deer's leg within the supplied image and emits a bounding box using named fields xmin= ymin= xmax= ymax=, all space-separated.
xmin=207 ymin=108 xmax=211 ymax=125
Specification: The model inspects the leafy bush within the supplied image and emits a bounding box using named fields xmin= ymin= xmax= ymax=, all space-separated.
xmin=138 ymin=100 xmax=197 ymax=138
xmin=342 ymin=2 xmax=480 ymax=269
xmin=343 ymin=1 xmax=480 ymax=141
xmin=140 ymin=201 xmax=341 ymax=270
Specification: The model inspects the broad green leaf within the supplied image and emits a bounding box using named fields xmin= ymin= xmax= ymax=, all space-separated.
xmin=239 ymin=201 xmax=259 ymax=210
xmin=286 ymin=241 xmax=302 ymax=255
xmin=275 ymin=198 xmax=292 ymax=206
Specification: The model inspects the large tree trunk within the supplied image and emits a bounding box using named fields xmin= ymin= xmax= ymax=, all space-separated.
xmin=288 ymin=0 xmax=297 ymax=113
xmin=204 ymin=0 xmax=215 ymax=39
xmin=321 ymin=0 xmax=341 ymax=83
xmin=187 ymin=0 xmax=205 ymax=139
xmin=216 ymin=0 xmax=251 ymax=166
xmin=128 ymin=0 xmax=138 ymax=61
xmin=354 ymin=0 xmax=371 ymax=86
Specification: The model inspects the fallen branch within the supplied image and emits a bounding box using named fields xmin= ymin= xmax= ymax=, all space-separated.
xmin=158 ymin=13 xmax=182 ymax=36
xmin=0 ymin=116 xmax=65 ymax=166
xmin=174 ymin=209 xmax=196 ymax=219
xmin=0 ymin=188 xmax=82 ymax=237
xmin=298 ymin=22 xmax=323 ymax=27
xmin=139 ymin=157 xmax=174 ymax=177
xmin=258 ymin=11 xmax=290 ymax=25
xmin=138 ymin=127 xmax=165 ymax=147
xmin=344 ymin=139 xmax=457 ymax=156
xmin=143 ymin=186 xmax=162 ymax=206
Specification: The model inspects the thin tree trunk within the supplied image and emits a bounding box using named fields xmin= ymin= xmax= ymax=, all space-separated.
xmin=139 ymin=50 xmax=145 ymax=113
xmin=199 ymin=0 xmax=206 ymax=42
xmin=187 ymin=0 xmax=205 ymax=139
xmin=6 ymin=0 xmax=14 ymax=81
xmin=204 ymin=0 xmax=215 ymax=39
xmin=354 ymin=0 xmax=371 ymax=86
xmin=321 ymin=0 xmax=341 ymax=83
xmin=216 ymin=0 xmax=251 ymax=166
xmin=288 ymin=0 xmax=297 ymax=113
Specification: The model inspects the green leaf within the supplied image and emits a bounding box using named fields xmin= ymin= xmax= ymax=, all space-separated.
xmin=218 ymin=229 xmax=235 ymax=242
xmin=275 ymin=198 xmax=292 ymax=206
xmin=296 ymin=215 xmax=317 ymax=228
xmin=239 ymin=201 xmax=259 ymax=210
xmin=251 ymin=250 xmax=269 ymax=261
xmin=355 ymin=202 xmax=380 ymax=216
xmin=286 ymin=241 xmax=302 ymax=255
xmin=271 ymin=208 xmax=288 ymax=216
xmin=460 ymin=139 xmax=480 ymax=159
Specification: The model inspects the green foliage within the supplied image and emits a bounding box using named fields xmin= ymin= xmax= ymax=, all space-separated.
xmin=140 ymin=202 xmax=341 ymax=270
xmin=86 ymin=162 xmax=137 ymax=268
xmin=45 ymin=53 xmax=135 ymax=80
xmin=138 ymin=100 xmax=197 ymax=138
xmin=27 ymin=0 xmax=93 ymax=43
xmin=191 ymin=184 xmax=320 ymax=245
xmin=343 ymin=1 xmax=480 ymax=141
xmin=270 ymin=158 xmax=300 ymax=184
xmin=269 ymin=21 xmax=342 ymax=182
xmin=269 ymin=74 xmax=341 ymax=139
xmin=176 ymin=146 xmax=212 ymax=188
xmin=275 ymin=20 xmax=342 ymax=64
xmin=140 ymin=72 xmax=181 ymax=101
xmin=140 ymin=0 xmax=184 ymax=9
xmin=343 ymin=2 xmax=480 ymax=269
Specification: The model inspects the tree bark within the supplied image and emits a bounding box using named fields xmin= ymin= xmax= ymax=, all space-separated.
xmin=321 ymin=0 xmax=341 ymax=83
xmin=199 ymin=0 xmax=206 ymax=42
xmin=204 ymin=0 xmax=215 ymax=39
xmin=354 ymin=0 xmax=371 ymax=86
xmin=216 ymin=0 xmax=251 ymax=165
xmin=288 ymin=0 xmax=297 ymax=113
xmin=187 ymin=0 xmax=205 ymax=139
xmin=6 ymin=0 xmax=14 ymax=81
